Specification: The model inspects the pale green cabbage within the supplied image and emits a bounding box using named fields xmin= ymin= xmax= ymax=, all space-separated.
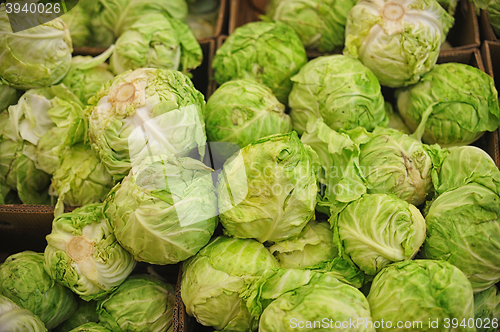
xmin=242 ymin=269 xmax=374 ymax=332
xmin=344 ymin=0 xmax=454 ymax=87
xmin=264 ymin=0 xmax=357 ymax=52
xmin=181 ymin=236 xmax=279 ymax=331
xmin=97 ymin=275 xmax=175 ymax=332
xmin=396 ymin=63 xmax=500 ymax=146
xmin=423 ymin=183 xmax=500 ymax=293
xmin=62 ymin=46 xmax=115 ymax=105
xmin=61 ymin=3 xmax=92 ymax=47
xmin=217 ymin=132 xmax=317 ymax=243
xmin=0 ymin=295 xmax=46 ymax=332
xmin=212 ymin=21 xmax=307 ymax=104
xmin=330 ymin=193 xmax=426 ymax=276
xmin=44 ymin=204 xmax=136 ymax=300
xmin=68 ymin=323 xmax=111 ymax=332
xmin=104 ymin=155 xmax=218 ymax=265
xmin=110 ymin=14 xmax=202 ymax=75
xmin=0 ymin=251 xmax=77 ymax=329
xmin=474 ymin=286 xmax=500 ymax=332
xmin=367 ymin=260 xmax=475 ymax=331
xmin=205 ymin=79 xmax=292 ymax=159
xmin=54 ymin=299 xmax=99 ymax=332
xmin=87 ymin=68 xmax=207 ymax=181
xmin=289 ymin=55 xmax=387 ymax=135
xmin=0 ymin=5 xmax=73 ymax=89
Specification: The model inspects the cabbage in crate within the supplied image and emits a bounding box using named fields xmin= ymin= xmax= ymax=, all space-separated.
xmin=44 ymin=203 xmax=136 ymax=301
xmin=217 ymin=132 xmax=317 ymax=243
xmin=95 ymin=0 xmax=188 ymax=38
xmin=264 ymin=0 xmax=357 ymax=52
xmin=181 ymin=236 xmax=279 ymax=331
xmin=87 ymin=68 xmax=207 ymax=181
xmin=0 ymin=251 xmax=77 ymax=329
xmin=289 ymin=55 xmax=388 ymax=135
xmin=396 ymin=63 xmax=500 ymax=146
xmin=205 ymin=79 xmax=292 ymax=159
xmin=97 ymin=275 xmax=175 ymax=332
xmin=0 ymin=295 xmax=46 ymax=332
xmin=368 ymin=260 xmax=475 ymax=331
xmin=242 ymin=269 xmax=374 ymax=332
xmin=329 ymin=193 xmax=426 ymax=276
xmin=104 ymin=155 xmax=218 ymax=265
xmin=0 ymin=4 xmax=73 ymax=89
xmin=212 ymin=21 xmax=307 ymax=104
xmin=344 ymin=0 xmax=454 ymax=88
xmin=110 ymin=14 xmax=202 ymax=75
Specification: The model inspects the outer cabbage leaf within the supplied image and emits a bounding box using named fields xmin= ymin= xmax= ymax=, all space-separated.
xmin=289 ymin=55 xmax=387 ymax=135
xmin=0 ymin=80 xmax=20 ymax=112
xmin=330 ymin=193 xmax=426 ymax=276
xmin=0 ymin=295 xmax=46 ymax=332
xmin=44 ymin=204 xmax=136 ymax=301
xmin=205 ymin=79 xmax=292 ymax=157
xmin=264 ymin=0 xmax=357 ymax=52
xmin=0 ymin=251 xmax=77 ymax=329
xmin=97 ymin=275 xmax=175 ymax=332
xmin=104 ymin=155 xmax=218 ymax=264
xmin=87 ymin=68 xmax=207 ymax=181
xmin=181 ymin=236 xmax=279 ymax=331
xmin=368 ymin=260 xmax=475 ymax=331
xmin=217 ymin=132 xmax=317 ymax=243
xmin=0 ymin=5 xmax=73 ymax=89
xmin=423 ymin=183 xmax=500 ymax=292
xmin=212 ymin=21 xmax=307 ymax=104
xmin=344 ymin=0 xmax=454 ymax=87
xmin=396 ymin=63 xmax=500 ymax=146
xmin=110 ymin=14 xmax=202 ymax=75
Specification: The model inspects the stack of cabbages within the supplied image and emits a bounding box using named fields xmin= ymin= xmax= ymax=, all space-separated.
xmin=0 ymin=0 xmax=500 ymax=331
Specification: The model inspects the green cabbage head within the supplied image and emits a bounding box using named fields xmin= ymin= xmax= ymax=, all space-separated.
xmin=0 ymin=5 xmax=73 ymax=89
xmin=0 ymin=251 xmax=77 ymax=329
xmin=62 ymin=46 xmax=115 ymax=105
xmin=474 ymin=286 xmax=500 ymax=332
xmin=349 ymin=127 xmax=434 ymax=206
xmin=330 ymin=193 xmax=426 ymax=276
xmin=217 ymin=132 xmax=317 ymax=243
xmin=212 ymin=21 xmax=307 ymax=104
xmin=396 ymin=63 xmax=500 ymax=146
xmin=0 ymin=295 xmax=46 ymax=332
xmin=61 ymin=3 xmax=92 ymax=47
xmin=54 ymin=299 xmax=99 ymax=332
xmin=51 ymin=144 xmax=115 ymax=216
xmin=289 ymin=55 xmax=387 ymax=135
xmin=87 ymin=68 xmax=207 ymax=181
xmin=205 ymin=79 xmax=292 ymax=157
xmin=423 ymin=183 xmax=500 ymax=293
xmin=104 ymin=155 xmax=218 ymax=265
xmin=96 ymin=0 xmax=188 ymax=38
xmin=97 ymin=275 xmax=175 ymax=332
xmin=242 ymin=269 xmax=374 ymax=332
xmin=430 ymin=146 xmax=500 ymax=197
xmin=181 ymin=236 xmax=279 ymax=331
xmin=344 ymin=0 xmax=454 ymax=87
xmin=110 ymin=14 xmax=202 ymax=75
xmin=44 ymin=203 xmax=136 ymax=301
xmin=368 ymin=260 xmax=475 ymax=331
xmin=264 ymin=0 xmax=357 ymax=52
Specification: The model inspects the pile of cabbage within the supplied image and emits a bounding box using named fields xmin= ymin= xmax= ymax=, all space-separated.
xmin=1 ymin=0 xmax=500 ymax=331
